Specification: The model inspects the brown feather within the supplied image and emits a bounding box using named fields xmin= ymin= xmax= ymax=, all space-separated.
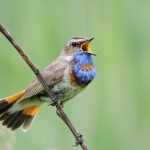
xmin=7 ymin=111 xmax=23 ymax=128
xmin=0 ymin=100 xmax=12 ymax=114
xmin=0 ymin=112 xmax=9 ymax=120
xmin=2 ymin=113 xmax=14 ymax=126
xmin=18 ymin=57 xmax=68 ymax=102
xmin=11 ymin=114 xmax=28 ymax=130
xmin=22 ymin=116 xmax=34 ymax=132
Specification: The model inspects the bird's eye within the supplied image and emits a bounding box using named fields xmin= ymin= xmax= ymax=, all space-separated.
xmin=71 ymin=42 xmax=78 ymax=47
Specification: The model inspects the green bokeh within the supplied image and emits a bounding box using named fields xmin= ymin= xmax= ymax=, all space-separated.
xmin=0 ymin=0 xmax=150 ymax=150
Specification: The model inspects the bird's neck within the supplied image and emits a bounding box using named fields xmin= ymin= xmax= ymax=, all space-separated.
xmin=72 ymin=50 xmax=96 ymax=85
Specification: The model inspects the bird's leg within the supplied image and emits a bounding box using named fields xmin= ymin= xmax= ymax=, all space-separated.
xmin=50 ymin=97 xmax=68 ymax=125
xmin=56 ymin=101 xmax=66 ymax=122
xmin=56 ymin=102 xmax=84 ymax=146
xmin=51 ymin=97 xmax=84 ymax=147
xmin=50 ymin=95 xmax=58 ymax=106
xmin=56 ymin=102 xmax=84 ymax=147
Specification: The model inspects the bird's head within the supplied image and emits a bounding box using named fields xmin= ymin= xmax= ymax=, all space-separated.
xmin=60 ymin=36 xmax=96 ymax=60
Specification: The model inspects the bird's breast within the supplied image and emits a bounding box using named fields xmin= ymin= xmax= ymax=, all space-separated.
xmin=71 ymin=65 xmax=96 ymax=86
xmin=50 ymin=66 xmax=84 ymax=102
xmin=70 ymin=50 xmax=96 ymax=86
xmin=79 ymin=64 xmax=94 ymax=71
xmin=70 ymin=54 xmax=96 ymax=86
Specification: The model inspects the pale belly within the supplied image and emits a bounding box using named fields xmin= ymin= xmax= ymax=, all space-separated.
xmin=40 ymin=64 xmax=89 ymax=103
xmin=50 ymin=76 xmax=84 ymax=102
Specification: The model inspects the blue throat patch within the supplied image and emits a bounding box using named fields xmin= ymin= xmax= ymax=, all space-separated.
xmin=72 ymin=50 xmax=96 ymax=85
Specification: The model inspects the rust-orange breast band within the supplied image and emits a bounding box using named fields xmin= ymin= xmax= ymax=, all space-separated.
xmin=79 ymin=64 xmax=94 ymax=71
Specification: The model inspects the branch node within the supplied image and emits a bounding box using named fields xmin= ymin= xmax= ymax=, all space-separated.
xmin=75 ymin=133 xmax=84 ymax=146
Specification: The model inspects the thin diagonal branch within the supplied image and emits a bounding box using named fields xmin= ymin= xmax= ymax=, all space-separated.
xmin=0 ymin=24 xmax=55 ymax=101
xmin=0 ymin=23 xmax=88 ymax=150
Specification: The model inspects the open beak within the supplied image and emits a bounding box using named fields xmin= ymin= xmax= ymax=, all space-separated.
xmin=79 ymin=37 xmax=96 ymax=56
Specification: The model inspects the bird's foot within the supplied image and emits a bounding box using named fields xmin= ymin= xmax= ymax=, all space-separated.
xmin=73 ymin=133 xmax=84 ymax=146
xmin=49 ymin=96 xmax=58 ymax=106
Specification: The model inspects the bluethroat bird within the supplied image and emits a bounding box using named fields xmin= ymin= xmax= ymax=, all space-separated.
xmin=0 ymin=36 xmax=96 ymax=131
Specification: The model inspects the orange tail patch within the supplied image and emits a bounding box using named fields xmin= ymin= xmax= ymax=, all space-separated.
xmin=0 ymin=91 xmax=25 ymax=115
xmin=5 ymin=91 xmax=25 ymax=104
xmin=0 ymin=91 xmax=41 ymax=131
xmin=0 ymin=105 xmax=40 ymax=131
xmin=23 ymin=105 xmax=40 ymax=117
xmin=22 ymin=105 xmax=40 ymax=131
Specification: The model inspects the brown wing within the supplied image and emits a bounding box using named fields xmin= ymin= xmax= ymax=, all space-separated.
xmin=19 ymin=57 xmax=69 ymax=101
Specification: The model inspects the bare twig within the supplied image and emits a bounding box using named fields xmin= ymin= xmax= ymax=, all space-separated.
xmin=0 ymin=23 xmax=88 ymax=150
xmin=0 ymin=24 xmax=55 ymax=100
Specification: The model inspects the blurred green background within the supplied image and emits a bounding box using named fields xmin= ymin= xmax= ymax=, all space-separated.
xmin=0 ymin=0 xmax=150 ymax=150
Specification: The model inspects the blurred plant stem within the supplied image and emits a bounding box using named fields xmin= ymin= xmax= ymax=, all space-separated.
xmin=0 ymin=125 xmax=15 ymax=150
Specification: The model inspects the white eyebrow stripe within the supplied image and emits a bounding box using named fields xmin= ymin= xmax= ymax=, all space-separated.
xmin=66 ymin=39 xmax=85 ymax=46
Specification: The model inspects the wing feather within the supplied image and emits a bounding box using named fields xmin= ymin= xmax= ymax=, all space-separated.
xmin=19 ymin=58 xmax=69 ymax=101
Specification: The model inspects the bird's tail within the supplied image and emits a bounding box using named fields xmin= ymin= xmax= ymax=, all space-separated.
xmin=0 ymin=91 xmax=41 ymax=132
